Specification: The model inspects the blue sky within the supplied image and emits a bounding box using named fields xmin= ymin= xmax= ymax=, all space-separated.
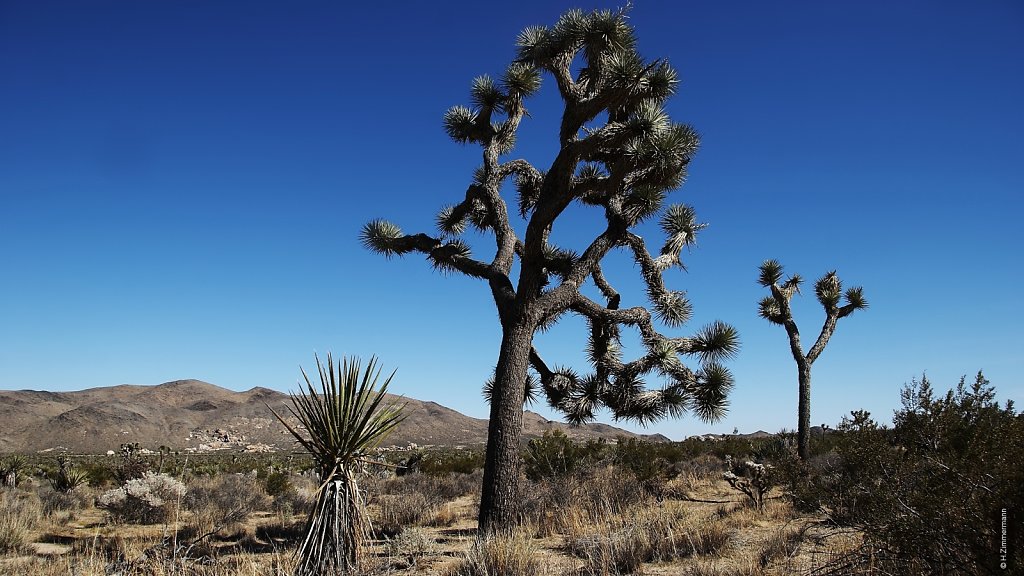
xmin=1 ymin=1 xmax=1021 ymax=439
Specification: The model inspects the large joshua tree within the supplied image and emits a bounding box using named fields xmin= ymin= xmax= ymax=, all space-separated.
xmin=757 ymin=260 xmax=867 ymax=460
xmin=362 ymin=8 xmax=739 ymax=532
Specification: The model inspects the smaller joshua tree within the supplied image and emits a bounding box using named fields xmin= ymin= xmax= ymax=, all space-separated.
xmin=723 ymin=455 xmax=773 ymax=510
xmin=269 ymin=354 xmax=405 ymax=575
xmin=758 ymin=260 xmax=867 ymax=460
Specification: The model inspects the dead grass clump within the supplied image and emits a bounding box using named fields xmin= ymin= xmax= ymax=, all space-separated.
xmin=185 ymin=473 xmax=269 ymax=536
xmin=684 ymin=559 xmax=765 ymax=576
xmin=522 ymin=465 xmax=649 ymax=537
xmin=688 ymin=522 xmax=732 ymax=556
xmin=0 ymin=487 xmax=43 ymax=555
xmin=446 ymin=531 xmax=546 ymax=576
xmin=376 ymin=492 xmax=433 ymax=535
xmin=38 ymin=483 xmax=93 ymax=517
xmin=566 ymin=505 xmax=732 ymax=574
xmin=271 ymin=473 xmax=317 ymax=520
xmin=757 ymin=524 xmax=804 ymax=568
xmin=386 ymin=526 xmax=437 ymax=568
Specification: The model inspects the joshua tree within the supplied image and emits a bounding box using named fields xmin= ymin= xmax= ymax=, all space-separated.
xmin=269 ymin=354 xmax=405 ymax=575
xmin=362 ymin=8 xmax=739 ymax=532
xmin=757 ymin=260 xmax=867 ymax=460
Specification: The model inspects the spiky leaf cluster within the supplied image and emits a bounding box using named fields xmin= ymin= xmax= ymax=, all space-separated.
xmin=758 ymin=260 xmax=867 ymax=360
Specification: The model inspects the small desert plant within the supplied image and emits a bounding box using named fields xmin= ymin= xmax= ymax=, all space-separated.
xmin=48 ymin=457 xmax=90 ymax=494
xmin=386 ymin=527 xmax=436 ymax=568
xmin=269 ymin=354 xmax=405 ymax=575
xmin=264 ymin=469 xmax=292 ymax=498
xmin=97 ymin=471 xmax=186 ymax=524
xmin=723 ymin=456 xmax=773 ymax=510
xmin=446 ymin=532 xmax=545 ymax=576
xmin=114 ymin=442 xmax=150 ymax=484
xmin=185 ymin=473 xmax=269 ymax=536
xmin=1 ymin=455 xmax=26 ymax=488
xmin=39 ymin=484 xmax=92 ymax=516
xmin=376 ymin=492 xmax=433 ymax=536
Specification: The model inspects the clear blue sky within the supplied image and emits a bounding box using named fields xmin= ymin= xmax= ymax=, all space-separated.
xmin=2 ymin=1 xmax=1021 ymax=439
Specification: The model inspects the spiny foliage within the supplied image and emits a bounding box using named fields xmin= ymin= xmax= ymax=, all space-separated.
xmin=269 ymin=354 xmax=405 ymax=575
xmin=362 ymin=7 xmax=738 ymax=429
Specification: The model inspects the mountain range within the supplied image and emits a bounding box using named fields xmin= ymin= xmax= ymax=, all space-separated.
xmin=0 ymin=379 xmax=669 ymax=454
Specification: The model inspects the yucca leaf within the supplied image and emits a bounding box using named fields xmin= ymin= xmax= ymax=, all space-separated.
xmin=689 ymin=321 xmax=741 ymax=363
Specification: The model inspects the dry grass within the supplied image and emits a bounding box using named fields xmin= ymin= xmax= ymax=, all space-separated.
xmin=565 ymin=504 xmax=732 ymax=575
xmin=0 ymin=466 xmax=866 ymax=576
xmin=0 ymin=487 xmax=43 ymax=555
xmin=445 ymin=532 xmax=547 ymax=576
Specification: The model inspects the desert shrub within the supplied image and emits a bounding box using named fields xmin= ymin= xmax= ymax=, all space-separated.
xmin=612 ymin=438 xmax=693 ymax=496
xmin=446 ymin=532 xmax=545 ymax=576
xmin=97 ymin=471 xmax=186 ymax=524
xmin=185 ymin=473 xmax=268 ymax=535
xmin=272 ymin=473 xmax=317 ymax=519
xmin=813 ymin=373 xmax=1024 ymax=575
xmin=523 ymin=430 xmax=608 ymax=481
xmin=77 ymin=460 xmax=117 ymax=488
xmin=419 ymin=449 xmax=485 ymax=476
xmin=263 ymin=470 xmax=291 ymax=498
xmin=376 ymin=492 xmax=432 ymax=536
xmin=372 ymin=470 xmax=476 ymax=535
xmin=39 ymin=483 xmax=92 ymax=515
xmin=386 ymin=526 xmax=436 ymax=568
xmin=0 ymin=487 xmax=43 ymax=555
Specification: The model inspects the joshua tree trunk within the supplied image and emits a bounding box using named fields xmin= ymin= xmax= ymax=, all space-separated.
xmin=797 ymin=361 xmax=812 ymax=461
xmin=479 ymin=322 xmax=532 ymax=533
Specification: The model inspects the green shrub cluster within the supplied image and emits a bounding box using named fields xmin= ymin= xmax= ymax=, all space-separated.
xmin=785 ymin=372 xmax=1023 ymax=575
xmin=418 ymin=449 xmax=485 ymax=476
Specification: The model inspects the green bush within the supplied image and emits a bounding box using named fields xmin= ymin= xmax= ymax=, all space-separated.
xmin=523 ymin=430 xmax=607 ymax=481
xmin=613 ymin=437 xmax=689 ymax=486
xmin=263 ymin=470 xmax=292 ymax=498
xmin=419 ymin=449 xmax=485 ymax=476
xmin=811 ymin=372 xmax=1023 ymax=575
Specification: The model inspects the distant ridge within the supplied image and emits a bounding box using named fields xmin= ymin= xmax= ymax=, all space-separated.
xmin=0 ymin=380 xmax=668 ymax=454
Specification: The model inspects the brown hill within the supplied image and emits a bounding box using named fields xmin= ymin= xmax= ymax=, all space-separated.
xmin=0 ymin=380 xmax=667 ymax=454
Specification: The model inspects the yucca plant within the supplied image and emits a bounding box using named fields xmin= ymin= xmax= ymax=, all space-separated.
xmin=49 ymin=456 xmax=89 ymax=493
xmin=269 ymin=354 xmax=405 ymax=575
